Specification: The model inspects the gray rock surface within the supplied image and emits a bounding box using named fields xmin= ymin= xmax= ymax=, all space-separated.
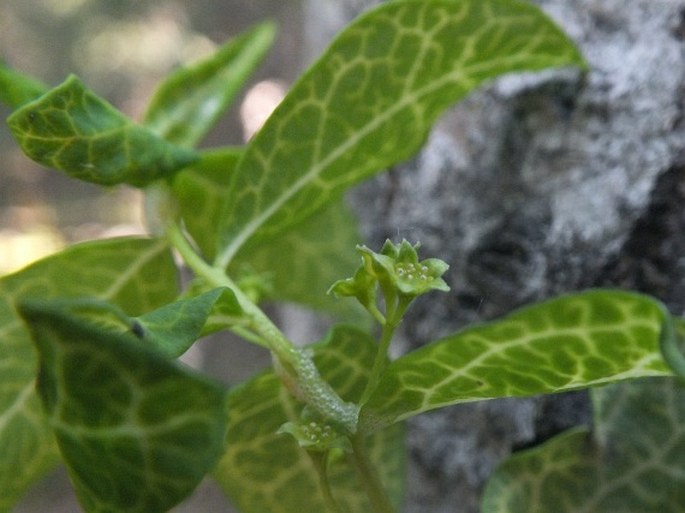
xmin=304 ymin=0 xmax=685 ymax=511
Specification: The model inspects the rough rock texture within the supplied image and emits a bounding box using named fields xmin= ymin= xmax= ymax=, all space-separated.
xmin=304 ymin=1 xmax=685 ymax=511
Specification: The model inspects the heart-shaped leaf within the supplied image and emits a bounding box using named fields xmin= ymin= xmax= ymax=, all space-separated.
xmin=0 ymin=237 xmax=177 ymax=511
xmin=19 ymin=298 xmax=228 ymax=513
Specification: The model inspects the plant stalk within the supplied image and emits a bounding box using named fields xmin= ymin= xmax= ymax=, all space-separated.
xmin=167 ymin=221 xmax=358 ymax=431
xmin=359 ymin=295 xmax=412 ymax=406
xmin=349 ymin=433 xmax=395 ymax=513
xmin=166 ymin=221 xmax=296 ymax=357
xmin=309 ymin=451 xmax=344 ymax=513
xmin=359 ymin=321 xmax=396 ymax=406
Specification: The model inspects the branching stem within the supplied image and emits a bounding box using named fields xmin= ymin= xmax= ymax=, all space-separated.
xmin=166 ymin=221 xmax=358 ymax=432
xmin=167 ymin=221 xmax=294 ymax=356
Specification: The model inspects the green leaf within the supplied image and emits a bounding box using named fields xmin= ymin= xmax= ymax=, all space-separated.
xmin=482 ymin=378 xmax=685 ymax=512
xmin=36 ymin=288 xmax=243 ymax=359
xmin=0 ymin=237 xmax=177 ymax=511
xmin=143 ymin=22 xmax=276 ymax=147
xmin=136 ymin=287 xmax=241 ymax=357
xmin=658 ymin=313 xmax=685 ymax=380
xmin=232 ymin=200 xmax=367 ymax=318
xmin=173 ymin=149 xmax=366 ymax=317
xmin=7 ymin=75 xmax=198 ymax=187
xmin=0 ymin=63 xmax=49 ymax=108
xmin=361 ymin=290 xmax=672 ymax=432
xmin=213 ymin=325 xmax=405 ymax=512
xmin=215 ymin=0 xmax=586 ymax=266
xmin=173 ymin=148 xmax=242 ymax=259
xmin=18 ymin=298 xmax=228 ymax=513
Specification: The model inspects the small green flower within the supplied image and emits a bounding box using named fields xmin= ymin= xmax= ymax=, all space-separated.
xmin=329 ymin=239 xmax=449 ymax=322
xmin=328 ymin=265 xmax=378 ymax=312
xmin=278 ymin=420 xmax=351 ymax=452
xmin=359 ymin=239 xmax=450 ymax=298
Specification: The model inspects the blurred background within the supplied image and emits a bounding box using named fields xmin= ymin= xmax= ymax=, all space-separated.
xmin=0 ymin=0 xmax=304 ymax=276
xmin=1 ymin=1 xmax=308 ymax=511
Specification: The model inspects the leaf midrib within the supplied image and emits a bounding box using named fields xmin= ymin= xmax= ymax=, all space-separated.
xmin=374 ymin=320 xmax=666 ymax=424
xmin=0 ymin=383 xmax=34 ymax=434
xmin=215 ymin=39 xmax=561 ymax=267
xmin=102 ymin=238 xmax=169 ymax=300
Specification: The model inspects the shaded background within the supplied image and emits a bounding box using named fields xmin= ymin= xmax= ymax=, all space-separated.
xmin=0 ymin=0 xmax=303 ymax=275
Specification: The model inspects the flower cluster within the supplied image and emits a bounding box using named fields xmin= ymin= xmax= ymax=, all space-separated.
xmin=329 ymin=239 xmax=449 ymax=323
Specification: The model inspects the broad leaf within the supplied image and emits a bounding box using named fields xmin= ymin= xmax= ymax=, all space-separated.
xmin=482 ymin=378 xmax=685 ymax=512
xmin=173 ymin=148 xmax=242 ymax=259
xmin=658 ymin=315 xmax=685 ymax=380
xmin=0 ymin=63 xmax=49 ymax=108
xmin=232 ymin=200 xmax=366 ymax=318
xmin=215 ymin=0 xmax=586 ymax=266
xmin=0 ymin=237 xmax=177 ymax=511
xmin=144 ymin=22 xmax=276 ymax=147
xmin=361 ymin=290 xmax=672 ymax=431
xmin=174 ymin=149 xmax=365 ymax=316
xmin=34 ymin=288 xmax=242 ymax=359
xmin=213 ymin=325 xmax=405 ymax=512
xmin=19 ymin=299 xmax=228 ymax=513
xmin=136 ymin=287 xmax=242 ymax=357
xmin=7 ymin=75 xmax=198 ymax=187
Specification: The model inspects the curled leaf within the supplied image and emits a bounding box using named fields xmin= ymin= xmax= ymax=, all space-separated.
xmin=7 ymin=75 xmax=198 ymax=187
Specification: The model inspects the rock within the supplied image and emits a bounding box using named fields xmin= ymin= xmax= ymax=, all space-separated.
xmin=303 ymin=0 xmax=685 ymax=511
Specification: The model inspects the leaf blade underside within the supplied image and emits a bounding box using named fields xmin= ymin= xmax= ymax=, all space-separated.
xmin=0 ymin=238 xmax=177 ymax=510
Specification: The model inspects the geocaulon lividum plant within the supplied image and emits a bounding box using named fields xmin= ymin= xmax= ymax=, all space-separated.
xmin=2 ymin=1 xmax=685 ymax=512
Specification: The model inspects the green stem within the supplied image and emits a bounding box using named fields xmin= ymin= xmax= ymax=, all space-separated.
xmin=309 ymin=451 xmax=344 ymax=513
xmin=360 ymin=321 xmax=397 ymax=406
xmin=166 ymin=221 xmax=358 ymax=432
xmin=360 ymin=295 xmax=412 ymax=406
xmin=349 ymin=433 xmax=395 ymax=513
xmin=229 ymin=325 xmax=270 ymax=348
xmin=167 ymin=221 xmax=293 ymax=355
xmin=659 ymin=304 xmax=685 ymax=381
